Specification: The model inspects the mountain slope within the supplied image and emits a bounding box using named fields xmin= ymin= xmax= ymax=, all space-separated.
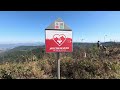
xmin=0 ymin=42 xmax=45 ymax=50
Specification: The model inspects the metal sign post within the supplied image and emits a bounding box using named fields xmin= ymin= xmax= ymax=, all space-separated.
xmin=57 ymin=52 xmax=60 ymax=79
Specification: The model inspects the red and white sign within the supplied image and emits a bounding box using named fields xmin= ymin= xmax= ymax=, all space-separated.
xmin=45 ymin=30 xmax=72 ymax=52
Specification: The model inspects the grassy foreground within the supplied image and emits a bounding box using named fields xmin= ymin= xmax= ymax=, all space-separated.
xmin=0 ymin=57 xmax=120 ymax=79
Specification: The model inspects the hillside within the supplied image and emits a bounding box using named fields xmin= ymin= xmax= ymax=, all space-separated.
xmin=9 ymin=46 xmax=42 ymax=52
xmin=0 ymin=42 xmax=120 ymax=63
xmin=0 ymin=42 xmax=44 ymax=50
xmin=0 ymin=45 xmax=45 ymax=63
xmin=0 ymin=44 xmax=120 ymax=79
xmin=74 ymin=42 xmax=120 ymax=47
xmin=1 ymin=59 xmax=120 ymax=79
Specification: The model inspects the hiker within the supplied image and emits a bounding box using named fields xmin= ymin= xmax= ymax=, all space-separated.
xmin=97 ymin=41 xmax=107 ymax=50
xmin=97 ymin=41 xmax=109 ymax=58
xmin=97 ymin=41 xmax=102 ymax=49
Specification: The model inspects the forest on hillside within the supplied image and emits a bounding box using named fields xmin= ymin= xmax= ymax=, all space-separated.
xmin=0 ymin=42 xmax=120 ymax=79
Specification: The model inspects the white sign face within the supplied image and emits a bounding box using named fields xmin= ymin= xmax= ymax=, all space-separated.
xmin=55 ymin=22 xmax=64 ymax=29
xmin=45 ymin=30 xmax=72 ymax=52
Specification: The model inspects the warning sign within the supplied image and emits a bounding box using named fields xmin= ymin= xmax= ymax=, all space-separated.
xmin=45 ymin=18 xmax=73 ymax=53
xmin=45 ymin=30 xmax=72 ymax=52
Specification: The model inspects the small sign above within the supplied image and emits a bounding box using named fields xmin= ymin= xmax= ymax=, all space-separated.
xmin=55 ymin=21 xmax=64 ymax=29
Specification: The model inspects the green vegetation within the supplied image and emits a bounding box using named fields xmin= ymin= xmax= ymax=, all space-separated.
xmin=0 ymin=58 xmax=120 ymax=79
xmin=0 ymin=42 xmax=120 ymax=79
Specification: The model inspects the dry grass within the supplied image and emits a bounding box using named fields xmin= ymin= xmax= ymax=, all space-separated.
xmin=0 ymin=61 xmax=51 ymax=79
xmin=0 ymin=46 xmax=120 ymax=79
xmin=0 ymin=58 xmax=120 ymax=79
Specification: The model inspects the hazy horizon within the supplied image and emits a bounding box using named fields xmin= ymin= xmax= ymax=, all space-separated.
xmin=0 ymin=40 xmax=118 ymax=44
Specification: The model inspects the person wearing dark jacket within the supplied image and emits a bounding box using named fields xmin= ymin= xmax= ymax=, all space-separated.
xmin=97 ymin=41 xmax=101 ymax=48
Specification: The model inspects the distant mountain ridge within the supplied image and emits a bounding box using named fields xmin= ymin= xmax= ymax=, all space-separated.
xmin=0 ymin=41 xmax=120 ymax=51
xmin=9 ymin=46 xmax=43 ymax=52
xmin=0 ymin=42 xmax=44 ymax=50
xmin=0 ymin=41 xmax=120 ymax=63
xmin=74 ymin=41 xmax=120 ymax=48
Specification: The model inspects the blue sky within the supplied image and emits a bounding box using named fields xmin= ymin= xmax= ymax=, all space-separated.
xmin=0 ymin=11 xmax=120 ymax=44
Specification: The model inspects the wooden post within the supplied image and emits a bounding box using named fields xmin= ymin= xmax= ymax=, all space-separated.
xmin=57 ymin=52 xmax=60 ymax=79
xmin=84 ymin=52 xmax=86 ymax=58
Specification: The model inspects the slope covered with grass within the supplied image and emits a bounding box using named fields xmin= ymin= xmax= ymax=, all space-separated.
xmin=0 ymin=43 xmax=120 ymax=79
xmin=0 ymin=57 xmax=120 ymax=79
